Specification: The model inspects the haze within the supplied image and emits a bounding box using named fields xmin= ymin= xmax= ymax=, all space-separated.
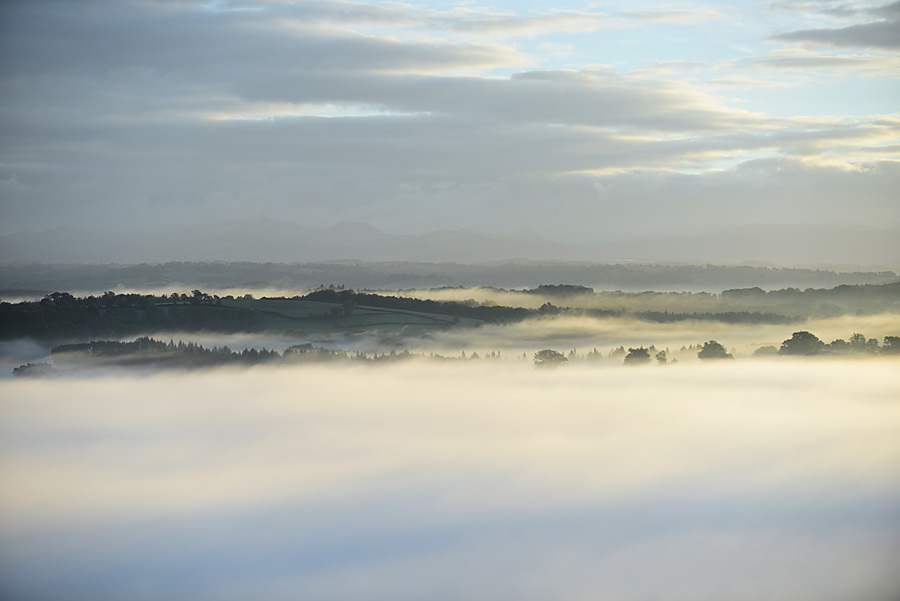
xmin=2 ymin=361 xmax=899 ymax=601
xmin=2 ymin=1 xmax=899 ymax=598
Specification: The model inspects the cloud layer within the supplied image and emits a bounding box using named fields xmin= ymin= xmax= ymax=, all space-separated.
xmin=0 ymin=0 xmax=898 ymax=255
xmin=1 ymin=361 xmax=899 ymax=600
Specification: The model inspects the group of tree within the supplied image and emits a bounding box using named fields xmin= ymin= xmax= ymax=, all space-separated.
xmin=50 ymin=337 xmax=279 ymax=368
xmin=533 ymin=349 xmax=569 ymax=368
xmin=697 ymin=340 xmax=733 ymax=360
xmin=1 ymin=291 xmax=264 ymax=341
xmin=19 ymin=327 xmax=900 ymax=376
xmin=9 ymin=288 xmax=895 ymax=348
xmin=304 ymin=289 xmax=803 ymax=326
xmin=535 ymin=346 xmax=668 ymax=367
xmin=28 ymin=337 xmax=508 ymax=374
xmin=532 ymin=331 xmax=898 ymax=368
xmin=303 ymin=288 xmax=531 ymax=324
xmin=514 ymin=280 xmax=899 ymax=322
xmin=11 ymin=362 xmax=58 ymax=378
xmin=4 ymin=263 xmax=894 ymax=303
xmin=776 ymin=332 xmax=900 ymax=356
xmin=623 ymin=347 xmax=651 ymax=365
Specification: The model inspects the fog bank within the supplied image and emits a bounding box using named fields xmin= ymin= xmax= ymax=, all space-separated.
xmin=421 ymin=312 xmax=900 ymax=358
xmin=1 ymin=361 xmax=899 ymax=600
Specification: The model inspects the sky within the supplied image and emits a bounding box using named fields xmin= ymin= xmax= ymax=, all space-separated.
xmin=0 ymin=0 xmax=898 ymax=246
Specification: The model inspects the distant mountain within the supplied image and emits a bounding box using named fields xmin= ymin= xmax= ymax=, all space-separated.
xmin=612 ymin=223 xmax=900 ymax=270
xmin=1 ymin=219 xmax=897 ymax=269
xmin=305 ymin=222 xmax=399 ymax=258
xmin=0 ymin=226 xmax=149 ymax=264
xmin=382 ymin=229 xmax=580 ymax=263
xmin=181 ymin=216 xmax=314 ymax=262
xmin=0 ymin=218 xmax=589 ymax=264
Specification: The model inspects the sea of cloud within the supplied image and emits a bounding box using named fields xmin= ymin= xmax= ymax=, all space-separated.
xmin=1 ymin=360 xmax=899 ymax=600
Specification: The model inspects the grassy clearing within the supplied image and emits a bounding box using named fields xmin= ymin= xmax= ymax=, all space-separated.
xmin=221 ymin=297 xmax=482 ymax=339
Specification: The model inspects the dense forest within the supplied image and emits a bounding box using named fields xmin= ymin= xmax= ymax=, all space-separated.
xmin=0 ymin=291 xmax=265 ymax=340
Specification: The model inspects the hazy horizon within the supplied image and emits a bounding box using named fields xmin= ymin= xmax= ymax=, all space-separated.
xmin=3 ymin=218 xmax=900 ymax=268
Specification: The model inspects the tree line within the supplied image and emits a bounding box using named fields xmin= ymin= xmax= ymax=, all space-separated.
xmin=6 ymin=288 xmax=880 ymax=345
xmin=12 ymin=327 xmax=899 ymax=376
xmin=534 ymin=331 xmax=900 ymax=368
xmin=33 ymin=337 xmax=496 ymax=372
xmin=0 ymin=290 xmax=264 ymax=340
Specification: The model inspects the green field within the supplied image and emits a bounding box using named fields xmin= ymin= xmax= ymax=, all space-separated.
xmin=221 ymin=297 xmax=482 ymax=339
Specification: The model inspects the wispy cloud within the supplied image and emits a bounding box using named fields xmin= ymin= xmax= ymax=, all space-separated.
xmin=771 ymin=5 xmax=900 ymax=49
xmin=449 ymin=10 xmax=612 ymax=38
xmin=624 ymin=8 xmax=728 ymax=23
xmin=743 ymin=49 xmax=900 ymax=72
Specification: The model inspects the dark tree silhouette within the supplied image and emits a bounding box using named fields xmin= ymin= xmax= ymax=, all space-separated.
xmin=847 ymin=332 xmax=879 ymax=353
xmin=12 ymin=362 xmax=58 ymax=378
xmin=624 ymin=347 xmax=651 ymax=365
xmin=779 ymin=331 xmax=824 ymax=355
xmin=698 ymin=340 xmax=733 ymax=360
xmin=828 ymin=339 xmax=849 ymax=352
xmin=534 ymin=349 xmax=568 ymax=368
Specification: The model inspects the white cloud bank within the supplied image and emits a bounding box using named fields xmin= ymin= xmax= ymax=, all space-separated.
xmin=1 ymin=361 xmax=899 ymax=600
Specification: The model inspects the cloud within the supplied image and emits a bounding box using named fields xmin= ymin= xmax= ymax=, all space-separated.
xmin=0 ymin=1 xmax=524 ymax=81
xmin=771 ymin=14 xmax=900 ymax=49
xmin=199 ymin=1 xmax=615 ymax=40
xmin=0 ymin=0 xmax=898 ymax=252
xmin=0 ymin=2 xmax=750 ymax=131
xmin=624 ymin=8 xmax=728 ymax=23
xmin=2 ymin=110 xmax=897 ymax=239
xmin=421 ymin=311 xmax=900 ymax=357
xmin=0 ymin=0 xmax=750 ymax=133
xmin=767 ymin=0 xmax=888 ymax=16
xmin=1 ymin=362 xmax=899 ymax=600
xmin=536 ymin=42 xmax=575 ymax=57
xmin=875 ymin=0 xmax=900 ymax=18
xmin=742 ymin=49 xmax=900 ymax=73
xmin=449 ymin=10 xmax=611 ymax=38
xmin=771 ymin=0 xmax=900 ymax=19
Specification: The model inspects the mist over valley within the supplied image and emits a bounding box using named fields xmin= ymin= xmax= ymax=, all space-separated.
xmin=2 ymin=0 xmax=899 ymax=597
xmin=3 ymin=362 xmax=899 ymax=601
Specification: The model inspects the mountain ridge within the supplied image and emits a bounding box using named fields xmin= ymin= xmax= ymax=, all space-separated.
xmin=2 ymin=219 xmax=898 ymax=269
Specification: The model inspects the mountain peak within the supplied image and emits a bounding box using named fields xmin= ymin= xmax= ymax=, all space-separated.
xmin=327 ymin=221 xmax=384 ymax=233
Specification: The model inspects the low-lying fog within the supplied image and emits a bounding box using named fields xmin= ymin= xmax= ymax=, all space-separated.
xmin=3 ymin=312 xmax=899 ymax=375
xmin=420 ymin=312 xmax=900 ymax=358
xmin=2 ymin=361 xmax=899 ymax=601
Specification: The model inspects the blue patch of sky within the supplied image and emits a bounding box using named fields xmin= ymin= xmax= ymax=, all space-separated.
xmin=531 ymin=26 xmax=760 ymax=72
xmin=733 ymin=77 xmax=900 ymax=118
xmin=472 ymin=2 xmax=774 ymax=73
xmin=250 ymin=0 xmax=896 ymax=122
